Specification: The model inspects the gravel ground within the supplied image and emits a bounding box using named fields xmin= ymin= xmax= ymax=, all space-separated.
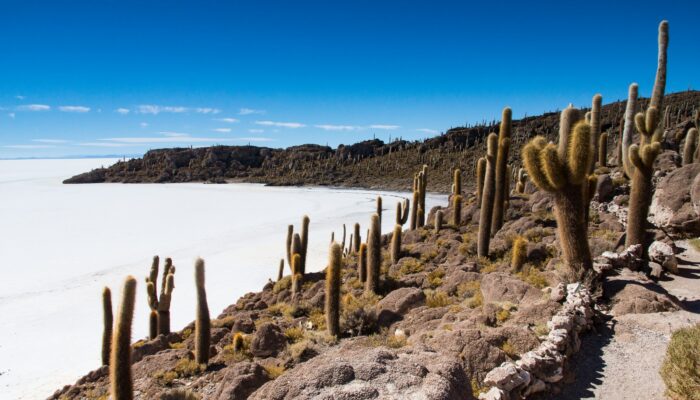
xmin=548 ymin=240 xmax=700 ymax=400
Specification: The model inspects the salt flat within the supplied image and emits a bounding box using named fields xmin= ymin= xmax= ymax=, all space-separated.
xmin=0 ymin=158 xmax=445 ymax=399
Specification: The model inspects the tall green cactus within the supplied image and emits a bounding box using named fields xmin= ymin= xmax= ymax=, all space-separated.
xmin=477 ymin=133 xmax=498 ymax=258
xmin=626 ymin=107 xmax=663 ymax=250
xmin=358 ymin=243 xmax=367 ymax=282
xmin=522 ymin=107 xmax=594 ymax=280
xmin=291 ymin=254 xmax=303 ymax=299
xmin=376 ymin=196 xmax=383 ymax=227
xmin=453 ymin=168 xmax=462 ymax=196
xmin=110 ymin=276 xmax=136 ymax=400
xmin=277 ymin=259 xmax=284 ymax=281
xmin=325 ymin=242 xmax=342 ymax=337
xmin=300 ymin=215 xmax=310 ymax=275
xmin=599 ymin=132 xmax=609 ymax=167
xmin=102 ymin=287 xmax=113 ymax=366
xmin=410 ymin=174 xmax=419 ymax=229
xmin=682 ymin=128 xmax=697 ymax=165
xmin=194 ymin=258 xmax=211 ymax=365
xmin=365 ymin=213 xmax=381 ymax=294
xmin=452 ymin=195 xmax=462 ymax=226
xmin=391 ymin=224 xmax=402 ymax=264
xmin=396 ymin=199 xmax=409 ymax=226
xmin=590 ymin=94 xmax=602 ymax=171
xmin=650 ymin=21 xmax=669 ymax=120
xmin=145 ymin=256 xmax=175 ymax=337
xmin=491 ymin=107 xmax=512 ymax=235
xmin=353 ymin=223 xmax=361 ymax=253
xmin=286 ymin=224 xmax=293 ymax=268
xmin=476 ymin=157 xmax=486 ymax=203
xmin=622 ymin=83 xmax=639 ymax=178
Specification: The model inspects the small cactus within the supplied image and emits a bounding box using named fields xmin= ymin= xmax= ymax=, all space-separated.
xmin=598 ymin=132 xmax=608 ymax=167
xmin=291 ymin=254 xmax=303 ymax=299
xmin=682 ymin=128 xmax=698 ymax=165
xmin=286 ymin=225 xmax=294 ymax=268
xmin=358 ymin=243 xmax=368 ymax=282
xmin=232 ymin=332 xmax=244 ymax=353
xmin=476 ymin=157 xmax=486 ymax=203
xmin=491 ymin=107 xmax=512 ymax=235
xmin=452 ymin=195 xmax=462 ymax=226
xmin=365 ymin=214 xmax=381 ymax=294
xmin=194 ymin=258 xmax=211 ymax=365
xmin=325 ymin=242 xmax=342 ymax=337
xmin=110 ymin=276 xmax=137 ymax=400
xmin=515 ymin=168 xmax=527 ymax=193
xmin=435 ymin=210 xmax=443 ymax=233
xmin=353 ymin=223 xmax=361 ymax=253
xmin=477 ymin=133 xmax=498 ymax=258
xmin=511 ymin=237 xmax=528 ymax=272
xmin=391 ymin=224 xmax=402 ymax=264
xmin=396 ymin=199 xmax=410 ymax=226
xmin=300 ymin=215 xmax=310 ymax=275
xmin=148 ymin=309 xmax=158 ymax=340
xmin=102 ymin=287 xmax=113 ymax=366
xmin=277 ymin=259 xmax=284 ymax=281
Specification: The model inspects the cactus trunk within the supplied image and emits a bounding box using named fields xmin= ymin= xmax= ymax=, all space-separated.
xmin=365 ymin=214 xmax=381 ymax=293
xmin=391 ymin=225 xmax=401 ymax=264
xmin=491 ymin=107 xmax=512 ymax=235
xmin=194 ymin=259 xmax=210 ymax=365
xmin=110 ymin=276 xmax=136 ymax=400
xmin=102 ymin=287 xmax=113 ymax=366
xmin=325 ymin=243 xmax=342 ymax=337
xmin=477 ymin=133 xmax=498 ymax=258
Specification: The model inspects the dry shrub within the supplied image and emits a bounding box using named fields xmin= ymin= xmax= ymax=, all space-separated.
xmin=660 ymin=324 xmax=700 ymax=400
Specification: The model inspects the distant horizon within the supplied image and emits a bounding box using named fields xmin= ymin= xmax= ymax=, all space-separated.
xmin=1 ymin=1 xmax=699 ymax=159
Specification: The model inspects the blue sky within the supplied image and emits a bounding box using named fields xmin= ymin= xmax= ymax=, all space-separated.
xmin=1 ymin=0 xmax=698 ymax=158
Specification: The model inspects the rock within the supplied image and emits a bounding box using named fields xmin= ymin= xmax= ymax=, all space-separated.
xmin=250 ymin=323 xmax=286 ymax=358
xmin=550 ymin=283 xmax=566 ymax=302
xmin=605 ymin=275 xmax=679 ymax=316
xmin=650 ymin=163 xmax=700 ymax=236
xmin=249 ymin=344 xmax=473 ymax=400
xmin=375 ymin=287 xmax=426 ymax=327
xmin=480 ymin=273 xmax=543 ymax=305
xmin=212 ymin=362 xmax=271 ymax=400
xmin=478 ymin=387 xmax=508 ymax=400
xmin=648 ymin=241 xmax=678 ymax=274
xmin=649 ymin=261 xmax=663 ymax=279
xmin=483 ymin=363 xmax=530 ymax=391
xmin=692 ymin=172 xmax=700 ymax=216
xmin=596 ymin=174 xmax=614 ymax=202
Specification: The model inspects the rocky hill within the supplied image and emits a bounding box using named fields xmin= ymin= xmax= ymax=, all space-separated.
xmin=64 ymin=91 xmax=700 ymax=193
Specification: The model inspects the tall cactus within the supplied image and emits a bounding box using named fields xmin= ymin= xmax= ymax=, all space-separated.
xmin=626 ymin=107 xmax=663 ymax=250
xmin=102 ymin=287 xmax=113 ymax=366
xmin=682 ymin=128 xmax=697 ymax=165
xmin=453 ymin=168 xmax=462 ymax=196
xmin=391 ymin=224 xmax=402 ymax=264
xmin=194 ymin=258 xmax=210 ymax=365
xmin=622 ymin=83 xmax=639 ymax=178
xmin=365 ymin=213 xmax=381 ymax=293
xmin=477 ymin=133 xmax=498 ymax=258
xmin=491 ymin=107 xmax=512 ymax=235
xmin=145 ymin=256 xmax=175 ymax=337
xmin=476 ymin=157 xmax=486 ymax=203
xmin=277 ymin=259 xmax=284 ymax=281
xmin=410 ymin=174 xmax=419 ymax=229
xmin=376 ymin=196 xmax=383 ymax=227
xmin=435 ymin=210 xmax=443 ymax=233
xmin=300 ymin=215 xmax=310 ymax=275
xmin=285 ymin=225 xmax=294 ymax=268
xmin=291 ymin=254 xmax=303 ymax=299
xmin=158 ymin=272 xmax=174 ymax=335
xmin=650 ymin=21 xmax=669 ymax=120
xmin=522 ymin=107 xmax=594 ymax=280
xmin=358 ymin=243 xmax=367 ymax=282
xmin=396 ymin=199 xmax=409 ymax=226
xmin=110 ymin=276 xmax=136 ymax=400
xmin=325 ymin=242 xmax=342 ymax=337
xmin=590 ymin=94 xmax=603 ymax=171
xmin=452 ymin=195 xmax=462 ymax=226
xmin=599 ymin=132 xmax=609 ymax=167
xmin=353 ymin=223 xmax=361 ymax=253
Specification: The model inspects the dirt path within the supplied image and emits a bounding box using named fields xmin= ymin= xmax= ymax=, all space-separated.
xmin=551 ymin=240 xmax=700 ymax=400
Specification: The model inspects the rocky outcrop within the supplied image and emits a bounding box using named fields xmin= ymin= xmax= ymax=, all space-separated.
xmin=650 ymin=163 xmax=700 ymax=237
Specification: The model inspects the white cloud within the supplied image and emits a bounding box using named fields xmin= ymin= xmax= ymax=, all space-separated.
xmin=59 ymin=105 xmax=90 ymax=113
xmin=8 ymin=113 xmax=15 ymax=119
xmin=213 ymin=128 xmax=231 ymax=133
xmin=315 ymin=124 xmax=359 ymax=131
xmin=17 ymin=104 xmax=50 ymax=112
xmin=255 ymin=120 xmax=305 ymax=128
xmin=140 ymin=122 xmax=149 ymax=128
xmin=3 ymin=144 xmax=55 ymax=149
xmin=369 ymin=124 xmax=400 ymax=130
xmin=215 ymin=117 xmax=239 ymax=123
xmin=75 ymin=142 xmax=136 ymax=147
xmin=237 ymin=137 xmax=274 ymax=142
xmin=115 ymin=108 xmax=130 ymax=115
xmin=136 ymin=105 xmax=187 ymax=114
xmin=158 ymin=131 xmax=190 ymax=137
xmin=248 ymin=129 xmax=264 ymax=133
xmin=99 ymin=136 xmax=237 ymax=144
xmin=16 ymin=95 xmax=25 ymax=100
xmin=416 ymin=128 xmax=438 ymax=134
xmin=32 ymin=139 xmax=68 ymax=144
xmin=195 ymin=108 xmax=221 ymax=114
xmin=239 ymin=108 xmax=265 ymax=115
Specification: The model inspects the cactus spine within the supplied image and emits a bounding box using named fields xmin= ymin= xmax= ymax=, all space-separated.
xmin=476 ymin=157 xmax=486 ymax=203
xmin=365 ymin=213 xmax=381 ymax=293
xmin=300 ymin=215 xmax=310 ymax=275
xmin=511 ymin=237 xmax=528 ymax=272
xmin=477 ymin=133 xmax=498 ymax=258
xmin=622 ymin=83 xmax=639 ymax=177
xmin=522 ymin=107 xmax=594 ymax=280
xmin=325 ymin=242 xmax=342 ymax=337
xmin=435 ymin=210 xmax=443 ymax=233
xmin=194 ymin=258 xmax=210 ymax=365
xmin=358 ymin=243 xmax=367 ymax=282
xmin=452 ymin=195 xmax=462 ymax=226
xmin=682 ymin=128 xmax=697 ymax=165
xmin=353 ymin=223 xmax=361 ymax=253
xmin=110 ymin=276 xmax=136 ymax=400
xmin=590 ymin=94 xmax=602 ymax=171
xmin=491 ymin=107 xmax=512 ymax=235
xmin=598 ymin=132 xmax=608 ymax=167
xmin=102 ymin=287 xmax=113 ymax=366
xmin=391 ymin=224 xmax=402 ymax=264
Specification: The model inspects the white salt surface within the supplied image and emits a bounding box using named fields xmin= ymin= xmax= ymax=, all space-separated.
xmin=0 ymin=158 xmax=445 ymax=399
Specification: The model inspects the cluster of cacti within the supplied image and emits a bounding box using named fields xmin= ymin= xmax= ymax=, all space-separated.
xmin=476 ymin=157 xmax=486 ymax=202
xmin=110 ymin=276 xmax=136 ymax=400
xmin=325 ymin=242 xmax=342 ymax=337
xmin=515 ymin=168 xmax=527 ymax=193
xmin=522 ymin=106 xmax=595 ymax=279
xmin=409 ymin=166 xmax=428 ymax=229
xmin=194 ymin=258 xmax=211 ymax=365
xmin=511 ymin=237 xmax=528 ymax=272
xmin=395 ymin=199 xmax=409 ymax=226
xmin=682 ymin=128 xmax=698 ymax=165
xmin=491 ymin=107 xmax=512 ymax=235
xmin=625 ymin=20 xmax=669 ymax=252
xmin=435 ymin=210 xmax=443 ymax=233
xmin=145 ymin=256 xmax=175 ymax=338
xmin=102 ymin=287 xmax=113 ymax=366
xmin=366 ymin=213 xmax=381 ymax=293
xmin=477 ymin=133 xmax=498 ymax=258
xmin=391 ymin=224 xmax=402 ymax=264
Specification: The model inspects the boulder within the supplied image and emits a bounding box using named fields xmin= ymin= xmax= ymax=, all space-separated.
xmin=596 ymin=174 xmax=614 ymax=202
xmin=376 ymin=287 xmax=426 ymax=326
xmin=691 ymin=172 xmax=700 ymax=217
xmin=250 ymin=323 xmax=286 ymax=358
xmin=212 ymin=362 xmax=270 ymax=400
xmin=648 ymin=241 xmax=678 ymax=274
xmin=480 ymin=274 xmax=543 ymax=305
xmin=650 ymin=163 xmax=700 ymax=236
xmin=605 ymin=275 xmax=679 ymax=316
